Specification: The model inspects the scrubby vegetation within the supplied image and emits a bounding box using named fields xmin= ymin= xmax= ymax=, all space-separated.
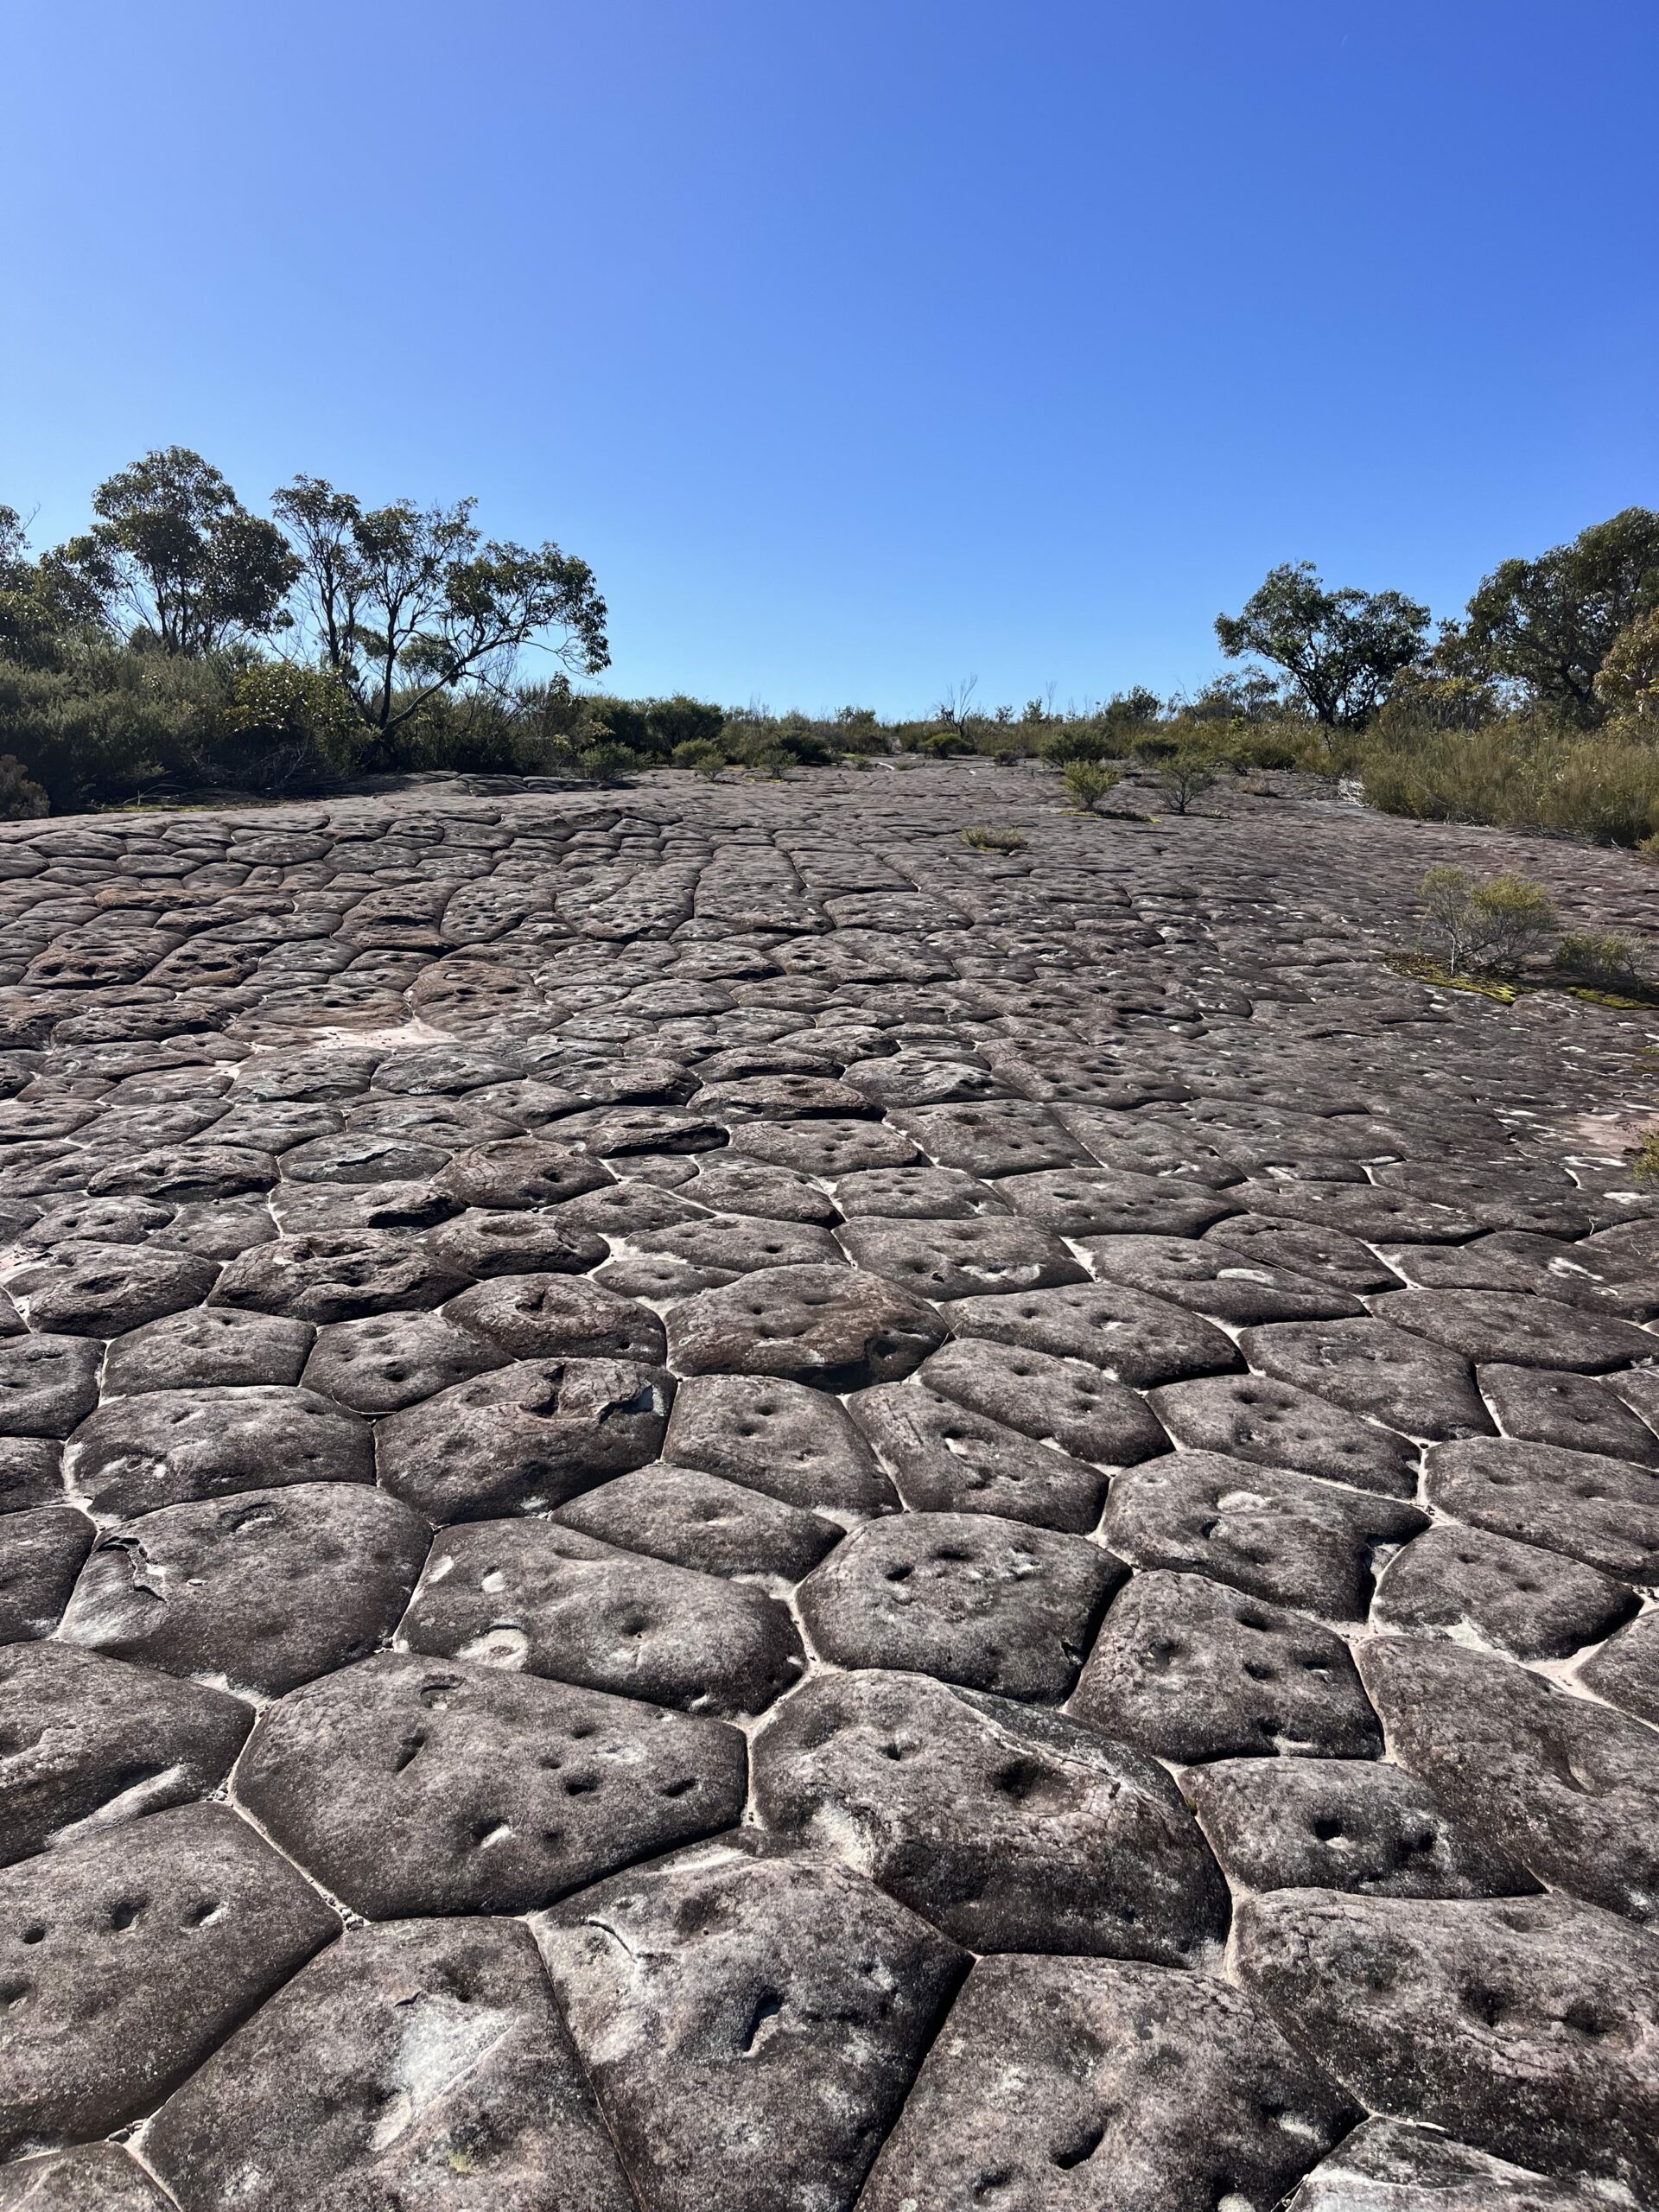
xmin=3 ymin=452 xmax=1657 ymax=840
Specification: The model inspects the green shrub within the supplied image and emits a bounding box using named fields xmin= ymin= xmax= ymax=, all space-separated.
xmin=575 ymin=741 xmax=639 ymax=785
xmin=1416 ymin=866 xmax=1558 ymax=976
xmin=1139 ymin=737 xmax=1227 ymax=813
xmin=1060 ymin=760 xmax=1122 ymax=812
xmin=0 ymin=753 xmax=48 ymax=818
xmin=961 ymin=824 xmax=1027 ymax=852
xmin=921 ymin=727 xmax=974 ymax=757
xmin=672 ymin=738 xmax=727 ymax=776
xmin=1357 ymin=710 xmax=1659 ymax=847
xmin=1551 ymin=931 xmax=1649 ymax=993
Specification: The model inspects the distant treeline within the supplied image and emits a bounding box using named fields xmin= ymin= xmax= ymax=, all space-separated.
xmin=2 ymin=448 xmax=1656 ymax=844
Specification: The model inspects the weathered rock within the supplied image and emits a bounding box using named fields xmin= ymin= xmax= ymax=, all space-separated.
xmin=1371 ymin=1523 xmax=1636 ymax=1658
xmin=1358 ymin=1635 xmax=1659 ymax=1922
xmin=537 ymin=1843 xmax=967 ymax=2212
xmin=60 ymin=1481 xmax=429 ymax=1697
xmin=858 ymin=1950 xmax=1357 ymax=2212
xmin=1084 ymin=1232 xmax=1366 ymax=1325
xmin=67 ymin=1385 xmax=373 ymax=1517
xmin=1372 ymin=1287 xmax=1657 ymax=1372
xmin=849 ymin=1381 xmax=1109 ymax=1531
xmin=667 ymin=1263 xmax=948 ymax=1389
xmin=798 ymin=1511 xmax=1122 ymax=1700
xmin=1233 ymin=1888 xmax=1659 ymax=2200
xmin=1282 ymin=2118 xmax=1615 ymax=2212
xmin=443 ymin=1271 xmax=666 ymax=1362
xmin=1479 ymin=1359 xmax=1659 ymax=1462
xmin=1579 ymin=1608 xmax=1659 ymax=1726
xmin=680 ymin=1154 xmax=842 ymax=1223
xmin=601 ymin=1211 xmax=842 ymax=1295
xmin=403 ymin=1516 xmax=804 ymax=1716
xmin=4 ymin=1243 xmax=217 ymax=1337
xmin=1101 ymin=1452 xmax=1425 ymax=1619
xmin=917 ymin=1338 xmax=1171 ymax=1465
xmin=377 ymin=1357 xmax=671 ymax=1521
xmin=0 ymin=2145 xmax=178 ymax=2209
xmin=0 ymin=1505 xmax=93 ymax=1642
xmin=663 ymin=1370 xmax=897 ymax=1513
xmin=941 ymin=1281 xmax=1239 ymax=1387
xmin=1241 ymin=1317 xmax=1493 ymax=1440
xmin=435 ymin=1137 xmax=614 ymax=1209
xmin=892 ymin=1100 xmax=1085 ymax=1176
xmin=1070 ymin=1570 xmax=1382 ymax=1761
xmin=236 ymin=1652 xmax=746 ymax=1916
xmin=1423 ymin=1435 xmax=1659 ymax=1581
xmin=837 ymin=1213 xmax=1086 ymax=1300
xmin=425 ymin=1203 xmax=609 ymax=1279
xmin=997 ymin=1163 xmax=1237 ymax=1236
xmin=832 ymin=1165 xmax=1008 ymax=1219
xmin=0 ymin=1334 xmax=102 ymax=1439
xmin=144 ymin=1916 xmax=635 ymax=2212
xmin=300 ymin=1308 xmax=504 ymax=1413
xmin=728 ymin=1115 xmax=919 ymax=1176
xmin=101 ymin=1305 xmax=313 ymax=1393
xmin=0 ymin=1640 xmax=251 ymax=1865
xmin=213 ymin=1230 xmax=469 ymax=1321
xmin=88 ymin=1142 xmax=278 ymax=1203
xmin=558 ymin=1461 xmax=839 ymax=1580
xmin=753 ymin=1668 xmax=1227 ymax=1959
xmin=1184 ymin=1754 xmax=1532 ymax=1898
xmin=0 ymin=1437 xmax=60 ymax=1513
xmin=1203 ymin=1211 xmax=1403 ymax=1293
xmin=0 ymin=1802 xmax=338 ymax=2152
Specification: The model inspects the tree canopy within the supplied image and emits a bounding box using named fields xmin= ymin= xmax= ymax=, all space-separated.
xmin=1458 ymin=507 xmax=1659 ymax=727
xmin=1215 ymin=563 xmax=1431 ymax=728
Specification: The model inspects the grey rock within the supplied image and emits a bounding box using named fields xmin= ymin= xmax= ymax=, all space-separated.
xmin=0 ymin=1335 xmax=102 ymax=1439
xmin=1240 ymin=1318 xmax=1492 ymax=1441
xmin=0 ymin=1505 xmax=93 ymax=1641
xmin=1234 ymin=1888 xmax=1659 ymax=2200
xmin=997 ymin=1163 xmax=1237 ymax=1236
xmin=537 ymin=1843 xmax=966 ymax=2212
xmin=753 ymin=1668 xmax=1227 ymax=1959
xmin=849 ymin=1381 xmax=1109 ymax=1531
xmin=1372 ymin=1287 xmax=1657 ymax=1373
xmin=892 ymin=1099 xmax=1085 ymax=1175
xmin=279 ymin=1131 xmax=453 ymax=1185
xmin=1371 ymin=1523 xmax=1636 ymax=1659
xmin=88 ymin=1142 xmax=278 ymax=1203
xmin=1184 ymin=1755 xmax=1532 ymax=1898
xmin=145 ymin=1916 xmax=634 ymax=2212
xmin=435 ymin=1137 xmax=613 ymax=1209
xmin=1101 ymin=1452 xmax=1425 ymax=1619
xmin=917 ymin=1338 xmax=1171 ymax=1465
xmin=377 ymin=1357 xmax=671 ymax=1521
xmin=667 ymin=1264 xmax=947 ymax=1389
xmin=1070 ymin=1570 xmax=1382 ymax=1761
xmin=236 ymin=1651 xmax=746 ymax=1916
xmin=941 ymin=1281 xmax=1239 ymax=1387
xmin=728 ymin=1115 xmax=919 ymax=1175
xmin=1580 ymin=1608 xmax=1659 ymax=1726
xmin=425 ymin=1204 xmax=609 ymax=1278
xmin=1478 ymin=1359 xmax=1659 ymax=1462
xmin=60 ymin=1481 xmax=429 ymax=1697
xmin=67 ymin=1385 xmax=373 ymax=1518
xmin=0 ymin=2145 xmax=178 ymax=2210
xmin=663 ymin=1370 xmax=897 ymax=1513
xmin=1283 ymin=2118 xmax=1614 ymax=2212
xmin=798 ymin=1510 xmax=1122 ymax=1700
xmin=678 ymin=1154 xmax=842 ymax=1224
xmin=102 ymin=1306 xmax=313 ymax=1393
xmin=0 ymin=1801 xmax=338 ymax=2153
xmin=557 ymin=1461 xmax=839 ymax=1580
xmin=1424 ymin=1435 xmax=1659 ymax=1581
xmin=444 ymin=1271 xmax=667 ymax=1363
xmin=1224 ymin=1180 xmax=1483 ymax=1242
xmin=859 ymin=1950 xmax=1357 ymax=2212
xmin=1358 ymin=1635 xmax=1659 ymax=1923
xmin=213 ymin=1230 xmax=469 ymax=1321
xmin=403 ymin=1516 xmax=804 ymax=1717
xmin=301 ymin=1308 xmax=504 ymax=1413
xmin=4 ymin=1243 xmax=217 ymax=1337
xmin=0 ymin=1640 xmax=251 ymax=1865
xmin=837 ymin=1213 xmax=1086 ymax=1300
xmin=1084 ymin=1232 xmax=1365 ymax=1325
xmin=0 ymin=1438 xmax=61 ymax=1513
xmin=832 ymin=1165 xmax=1009 ymax=1218
xmin=1202 ymin=1212 xmax=1403 ymax=1293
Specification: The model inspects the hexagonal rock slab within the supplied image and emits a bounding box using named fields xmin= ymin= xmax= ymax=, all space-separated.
xmin=536 ymin=1843 xmax=967 ymax=2212
xmin=0 ymin=1335 xmax=102 ymax=1440
xmin=443 ymin=1272 xmax=668 ymax=1363
xmin=59 ymin=1482 xmax=429 ymax=1699
xmin=1357 ymin=1635 xmax=1659 ymax=1923
xmin=836 ymin=1213 xmax=1085 ymax=1301
xmin=0 ymin=1506 xmax=93 ymax=1642
xmin=662 ymin=1371 xmax=897 ymax=1514
xmin=857 ymin=1952 xmax=1358 ymax=2212
xmin=557 ymin=1462 xmax=840 ymax=1581
xmin=0 ymin=1802 xmax=338 ymax=2154
xmin=0 ymin=1641 xmax=251 ymax=1866
xmin=65 ymin=1385 xmax=373 ymax=1519
xmin=1283 ymin=2118 xmax=1616 ymax=2212
xmin=1370 ymin=1523 xmax=1637 ymax=1660
xmin=212 ymin=1231 xmax=469 ymax=1321
xmin=753 ymin=1668 xmax=1226 ymax=1961
xmin=1100 ymin=1452 xmax=1425 ymax=1619
xmin=1233 ymin=1890 xmax=1659 ymax=2202
xmin=1070 ymin=1570 xmax=1382 ymax=1762
xmin=100 ymin=1307 xmax=313 ymax=1394
xmin=997 ymin=1164 xmax=1237 ymax=1237
xmin=402 ymin=1516 xmax=804 ymax=1717
xmin=1370 ymin=1288 xmax=1656 ymax=1373
xmin=235 ymin=1652 xmax=747 ymax=1916
xmin=4 ymin=1243 xmax=218 ymax=1338
xmin=1183 ymin=1756 xmax=1533 ymax=1900
xmin=1082 ymin=1232 xmax=1366 ymax=1325
xmin=376 ymin=1357 xmax=671 ymax=1522
xmin=849 ymin=1382 xmax=1110 ymax=1532
xmin=0 ymin=2144 xmax=177 ymax=2209
xmin=1147 ymin=1370 xmax=1419 ymax=1497
xmin=1239 ymin=1318 xmax=1493 ymax=1441
xmin=798 ymin=1511 xmax=1122 ymax=1701
xmin=298 ymin=1309 xmax=505 ymax=1414
xmin=940 ymin=1281 xmax=1239 ymax=1389
xmin=666 ymin=1264 xmax=949 ymax=1390
xmin=1477 ymin=1360 xmax=1659 ymax=1464
xmin=915 ymin=1338 xmax=1170 ymax=1466
xmin=1580 ymin=1609 xmax=1659 ymax=1726
xmin=143 ymin=1916 xmax=633 ymax=2212
xmin=1422 ymin=1436 xmax=1659 ymax=1582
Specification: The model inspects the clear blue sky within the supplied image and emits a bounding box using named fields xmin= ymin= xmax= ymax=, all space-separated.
xmin=3 ymin=1 xmax=1656 ymax=715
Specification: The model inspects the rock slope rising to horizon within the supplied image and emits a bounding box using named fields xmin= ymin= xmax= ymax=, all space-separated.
xmin=0 ymin=760 xmax=1656 ymax=2210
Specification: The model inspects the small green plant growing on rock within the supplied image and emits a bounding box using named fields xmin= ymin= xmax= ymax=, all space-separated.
xmin=1415 ymin=866 xmax=1558 ymax=976
xmin=1551 ymin=931 xmax=1649 ymax=995
xmin=961 ymin=825 xmax=1027 ymax=852
xmin=1060 ymin=760 xmax=1122 ymax=813
xmin=1136 ymin=735 xmax=1226 ymax=815
xmin=672 ymin=737 xmax=727 ymax=777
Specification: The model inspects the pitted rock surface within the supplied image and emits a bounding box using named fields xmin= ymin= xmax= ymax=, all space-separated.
xmin=1 ymin=769 xmax=1656 ymax=2196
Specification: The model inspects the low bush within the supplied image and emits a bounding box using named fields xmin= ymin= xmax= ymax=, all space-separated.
xmin=0 ymin=753 xmax=48 ymax=818
xmin=1415 ymin=866 xmax=1558 ymax=976
xmin=961 ymin=824 xmax=1027 ymax=852
xmin=1551 ymin=931 xmax=1650 ymax=994
xmin=1138 ymin=736 xmax=1229 ymax=814
xmin=1357 ymin=709 xmax=1659 ymax=847
xmin=1060 ymin=760 xmax=1122 ymax=812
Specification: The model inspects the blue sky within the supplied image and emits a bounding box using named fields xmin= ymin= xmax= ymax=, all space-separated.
xmin=3 ymin=1 xmax=1656 ymax=714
